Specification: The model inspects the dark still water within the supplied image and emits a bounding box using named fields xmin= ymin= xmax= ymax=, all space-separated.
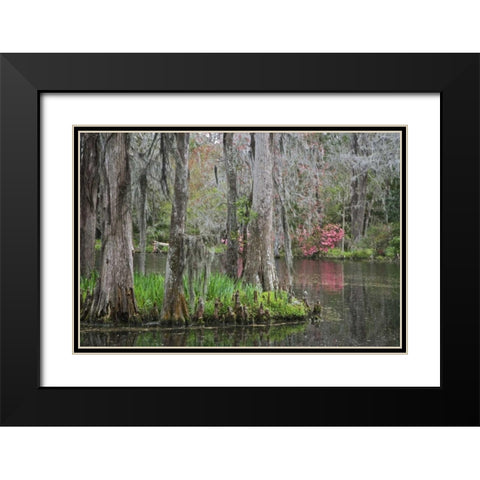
xmin=84 ymin=253 xmax=400 ymax=348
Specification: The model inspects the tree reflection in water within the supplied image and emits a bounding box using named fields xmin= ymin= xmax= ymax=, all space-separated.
xmin=86 ymin=255 xmax=400 ymax=347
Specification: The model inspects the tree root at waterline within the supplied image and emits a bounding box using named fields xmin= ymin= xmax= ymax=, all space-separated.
xmin=81 ymin=286 xmax=138 ymax=323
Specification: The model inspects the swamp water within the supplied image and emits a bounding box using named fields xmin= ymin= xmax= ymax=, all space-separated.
xmin=80 ymin=254 xmax=400 ymax=348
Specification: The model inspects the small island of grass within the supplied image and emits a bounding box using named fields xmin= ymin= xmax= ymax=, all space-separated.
xmin=81 ymin=271 xmax=310 ymax=326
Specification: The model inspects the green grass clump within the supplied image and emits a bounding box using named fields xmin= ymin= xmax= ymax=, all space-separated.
xmin=80 ymin=271 xmax=165 ymax=311
xmin=133 ymin=273 xmax=165 ymax=311
xmin=205 ymin=273 xmax=238 ymax=302
xmin=80 ymin=271 xmax=307 ymax=323
xmin=258 ymin=291 xmax=307 ymax=318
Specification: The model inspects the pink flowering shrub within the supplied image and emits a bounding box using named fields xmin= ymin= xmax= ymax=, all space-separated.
xmin=296 ymin=224 xmax=344 ymax=257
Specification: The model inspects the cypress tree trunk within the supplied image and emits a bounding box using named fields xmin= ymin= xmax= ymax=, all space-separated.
xmin=350 ymin=134 xmax=368 ymax=243
xmin=274 ymin=133 xmax=293 ymax=291
xmin=80 ymin=133 xmax=99 ymax=277
xmin=137 ymin=171 xmax=148 ymax=275
xmin=137 ymin=133 xmax=159 ymax=275
xmin=223 ymin=132 xmax=239 ymax=279
xmin=161 ymin=133 xmax=190 ymax=323
xmin=243 ymin=133 xmax=278 ymax=291
xmin=278 ymin=185 xmax=293 ymax=291
xmin=351 ymin=168 xmax=368 ymax=243
xmin=88 ymin=133 xmax=137 ymax=322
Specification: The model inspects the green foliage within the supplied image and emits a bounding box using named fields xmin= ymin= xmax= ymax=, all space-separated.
xmin=319 ymin=184 xmax=347 ymax=225
xmin=80 ymin=271 xmax=306 ymax=322
xmin=205 ymin=273 xmax=237 ymax=305
xmin=328 ymin=219 xmax=400 ymax=261
xmin=325 ymin=247 xmax=351 ymax=259
xmin=326 ymin=244 xmax=399 ymax=261
xmin=385 ymin=233 xmax=400 ymax=258
xmin=138 ymin=200 xmax=172 ymax=247
xmin=146 ymin=221 xmax=169 ymax=245
xmin=236 ymin=195 xmax=252 ymax=225
xmin=134 ymin=274 xmax=165 ymax=311
xmin=197 ymin=275 xmax=306 ymax=320
xmin=325 ymin=247 xmax=374 ymax=260
xmin=350 ymin=248 xmax=374 ymax=260
xmin=259 ymin=291 xmax=307 ymax=318
xmin=359 ymin=224 xmax=393 ymax=255
xmin=80 ymin=270 xmax=98 ymax=302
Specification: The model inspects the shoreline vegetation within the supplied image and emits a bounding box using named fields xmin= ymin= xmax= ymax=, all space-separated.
xmin=80 ymin=270 xmax=316 ymax=325
xmin=323 ymin=248 xmax=400 ymax=262
xmin=95 ymin=241 xmax=401 ymax=262
xmin=81 ymin=271 xmax=310 ymax=325
xmin=80 ymin=253 xmax=398 ymax=326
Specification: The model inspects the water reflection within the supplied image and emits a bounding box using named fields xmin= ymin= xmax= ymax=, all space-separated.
xmin=89 ymin=253 xmax=400 ymax=347
xmin=278 ymin=258 xmax=345 ymax=295
xmin=81 ymin=323 xmax=308 ymax=348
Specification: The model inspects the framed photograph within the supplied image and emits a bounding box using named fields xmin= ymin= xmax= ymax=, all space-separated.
xmin=1 ymin=54 xmax=478 ymax=425
xmin=74 ymin=125 xmax=405 ymax=354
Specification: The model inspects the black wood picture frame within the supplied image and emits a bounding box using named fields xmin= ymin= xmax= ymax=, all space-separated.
xmin=1 ymin=53 xmax=478 ymax=426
